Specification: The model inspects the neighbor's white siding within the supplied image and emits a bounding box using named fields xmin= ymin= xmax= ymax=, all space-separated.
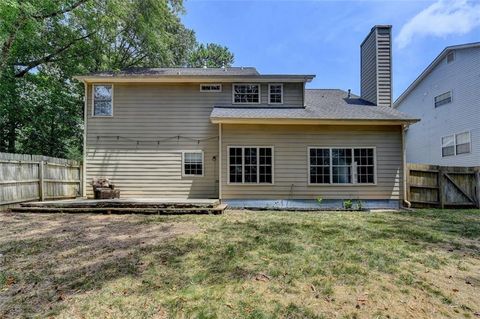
xmin=396 ymin=47 xmax=480 ymax=166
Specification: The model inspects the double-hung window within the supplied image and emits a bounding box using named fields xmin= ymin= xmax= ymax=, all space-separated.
xmin=268 ymin=84 xmax=283 ymax=104
xmin=442 ymin=131 xmax=471 ymax=157
xmin=93 ymin=84 xmax=113 ymax=116
xmin=233 ymin=84 xmax=260 ymax=104
xmin=228 ymin=146 xmax=273 ymax=184
xmin=182 ymin=151 xmax=203 ymax=176
xmin=308 ymin=147 xmax=375 ymax=184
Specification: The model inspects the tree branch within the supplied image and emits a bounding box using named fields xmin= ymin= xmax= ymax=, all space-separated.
xmin=32 ymin=0 xmax=89 ymax=20
xmin=14 ymin=32 xmax=94 ymax=77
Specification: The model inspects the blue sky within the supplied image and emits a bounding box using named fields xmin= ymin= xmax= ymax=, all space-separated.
xmin=182 ymin=0 xmax=480 ymax=99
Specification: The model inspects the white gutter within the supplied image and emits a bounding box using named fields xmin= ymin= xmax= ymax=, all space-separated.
xmin=82 ymin=81 xmax=87 ymax=198
xmin=402 ymin=124 xmax=411 ymax=208
xmin=218 ymin=123 xmax=222 ymax=201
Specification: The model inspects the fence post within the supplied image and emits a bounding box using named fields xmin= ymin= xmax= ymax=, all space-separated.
xmin=39 ymin=161 xmax=45 ymax=201
xmin=475 ymin=169 xmax=480 ymax=208
xmin=438 ymin=167 xmax=445 ymax=209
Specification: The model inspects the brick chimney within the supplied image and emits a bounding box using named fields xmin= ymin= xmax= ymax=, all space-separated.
xmin=360 ymin=25 xmax=392 ymax=107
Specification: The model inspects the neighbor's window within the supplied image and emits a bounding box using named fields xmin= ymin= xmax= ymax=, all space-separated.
xmin=183 ymin=152 xmax=203 ymax=176
xmin=309 ymin=147 xmax=375 ymax=184
xmin=200 ymin=84 xmax=222 ymax=92
xmin=233 ymin=84 xmax=260 ymax=104
xmin=93 ymin=84 xmax=113 ymax=116
xmin=446 ymin=51 xmax=455 ymax=63
xmin=455 ymin=132 xmax=471 ymax=155
xmin=441 ymin=135 xmax=455 ymax=157
xmin=434 ymin=91 xmax=452 ymax=108
xmin=269 ymin=84 xmax=283 ymax=104
xmin=228 ymin=146 xmax=273 ymax=184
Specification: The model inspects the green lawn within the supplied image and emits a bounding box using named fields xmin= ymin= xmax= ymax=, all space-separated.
xmin=1 ymin=209 xmax=479 ymax=318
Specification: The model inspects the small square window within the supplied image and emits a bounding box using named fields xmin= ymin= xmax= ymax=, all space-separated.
xmin=441 ymin=135 xmax=455 ymax=157
xmin=183 ymin=152 xmax=203 ymax=176
xmin=455 ymin=132 xmax=471 ymax=155
xmin=93 ymin=85 xmax=113 ymax=116
xmin=233 ymin=84 xmax=260 ymax=104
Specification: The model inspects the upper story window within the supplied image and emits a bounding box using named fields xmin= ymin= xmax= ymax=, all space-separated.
xmin=233 ymin=84 xmax=260 ymax=104
xmin=268 ymin=84 xmax=283 ymax=104
xmin=442 ymin=131 xmax=471 ymax=157
xmin=308 ymin=147 xmax=375 ymax=185
xmin=93 ymin=84 xmax=113 ymax=117
xmin=434 ymin=91 xmax=452 ymax=108
xmin=446 ymin=51 xmax=455 ymax=63
xmin=200 ymin=84 xmax=222 ymax=92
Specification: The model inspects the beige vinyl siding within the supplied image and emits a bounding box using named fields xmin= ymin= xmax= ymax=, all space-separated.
xmin=85 ymin=83 xmax=220 ymax=198
xmin=221 ymin=124 xmax=403 ymax=200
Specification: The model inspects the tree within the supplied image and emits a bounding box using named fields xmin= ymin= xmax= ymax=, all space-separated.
xmin=0 ymin=0 xmax=234 ymax=158
xmin=188 ymin=43 xmax=234 ymax=68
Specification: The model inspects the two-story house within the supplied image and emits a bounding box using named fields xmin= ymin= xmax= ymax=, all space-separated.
xmin=394 ymin=42 xmax=480 ymax=166
xmin=75 ymin=25 xmax=418 ymax=209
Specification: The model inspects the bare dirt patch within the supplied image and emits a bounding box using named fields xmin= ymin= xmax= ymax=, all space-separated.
xmin=0 ymin=212 xmax=199 ymax=318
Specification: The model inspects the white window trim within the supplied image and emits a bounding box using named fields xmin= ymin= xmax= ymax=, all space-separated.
xmin=268 ymin=83 xmax=283 ymax=105
xmin=200 ymin=84 xmax=222 ymax=92
xmin=232 ymin=83 xmax=261 ymax=105
xmin=92 ymin=84 xmax=114 ymax=117
xmin=434 ymin=90 xmax=452 ymax=108
xmin=307 ymin=146 xmax=377 ymax=186
xmin=227 ymin=146 xmax=274 ymax=185
xmin=182 ymin=151 xmax=204 ymax=177
xmin=441 ymin=131 xmax=471 ymax=157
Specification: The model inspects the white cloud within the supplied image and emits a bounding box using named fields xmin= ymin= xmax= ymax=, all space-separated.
xmin=396 ymin=0 xmax=480 ymax=49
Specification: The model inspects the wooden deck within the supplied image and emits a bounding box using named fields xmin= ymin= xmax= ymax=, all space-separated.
xmin=11 ymin=198 xmax=226 ymax=215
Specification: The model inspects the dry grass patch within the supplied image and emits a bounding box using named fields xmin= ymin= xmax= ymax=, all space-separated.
xmin=0 ymin=209 xmax=479 ymax=318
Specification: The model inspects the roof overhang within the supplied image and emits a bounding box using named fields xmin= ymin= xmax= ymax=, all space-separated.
xmin=73 ymin=74 xmax=315 ymax=84
xmin=210 ymin=117 xmax=419 ymax=126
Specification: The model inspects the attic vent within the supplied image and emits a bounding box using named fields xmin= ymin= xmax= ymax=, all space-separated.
xmin=446 ymin=51 xmax=455 ymax=63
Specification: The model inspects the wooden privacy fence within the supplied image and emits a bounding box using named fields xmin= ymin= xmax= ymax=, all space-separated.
xmin=407 ymin=163 xmax=480 ymax=208
xmin=0 ymin=152 xmax=82 ymax=208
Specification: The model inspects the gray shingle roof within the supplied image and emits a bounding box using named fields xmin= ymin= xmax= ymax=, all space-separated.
xmin=88 ymin=67 xmax=260 ymax=77
xmin=211 ymin=89 xmax=419 ymax=122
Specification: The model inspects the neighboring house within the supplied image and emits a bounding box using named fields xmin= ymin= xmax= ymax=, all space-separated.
xmin=394 ymin=43 xmax=480 ymax=166
xmin=74 ymin=25 xmax=418 ymax=209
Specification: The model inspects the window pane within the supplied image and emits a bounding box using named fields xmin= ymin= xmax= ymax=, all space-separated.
xmin=442 ymin=146 xmax=455 ymax=157
xmin=229 ymin=148 xmax=243 ymax=182
xmin=234 ymin=84 xmax=260 ymax=103
xmin=442 ymin=135 xmax=454 ymax=147
xmin=93 ymin=85 xmax=112 ymax=116
xmin=244 ymin=147 xmax=257 ymax=183
xmin=353 ymin=148 xmax=374 ymax=184
xmin=269 ymin=85 xmax=282 ymax=103
xmin=309 ymin=148 xmax=330 ymax=184
xmin=333 ymin=166 xmax=351 ymax=184
xmin=456 ymin=132 xmax=470 ymax=145
xmin=259 ymin=147 xmax=273 ymax=183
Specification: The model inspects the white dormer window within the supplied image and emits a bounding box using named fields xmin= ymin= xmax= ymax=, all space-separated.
xmin=268 ymin=84 xmax=283 ymax=104
xmin=200 ymin=84 xmax=222 ymax=92
xmin=446 ymin=51 xmax=455 ymax=63
xmin=233 ymin=84 xmax=260 ymax=104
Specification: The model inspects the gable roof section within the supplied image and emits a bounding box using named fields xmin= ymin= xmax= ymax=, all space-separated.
xmin=74 ymin=67 xmax=315 ymax=83
xmin=211 ymin=89 xmax=419 ymax=125
xmin=394 ymin=42 xmax=480 ymax=107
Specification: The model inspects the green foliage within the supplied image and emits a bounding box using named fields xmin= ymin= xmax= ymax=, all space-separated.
xmin=343 ymin=199 xmax=353 ymax=209
xmin=0 ymin=0 xmax=234 ymax=158
xmin=356 ymin=200 xmax=364 ymax=210
xmin=316 ymin=196 xmax=323 ymax=205
xmin=188 ymin=43 xmax=234 ymax=68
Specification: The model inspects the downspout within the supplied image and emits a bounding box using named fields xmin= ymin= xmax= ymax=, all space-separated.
xmin=402 ymin=124 xmax=411 ymax=208
xmin=82 ymin=81 xmax=88 ymax=198
xmin=218 ymin=123 xmax=222 ymax=201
